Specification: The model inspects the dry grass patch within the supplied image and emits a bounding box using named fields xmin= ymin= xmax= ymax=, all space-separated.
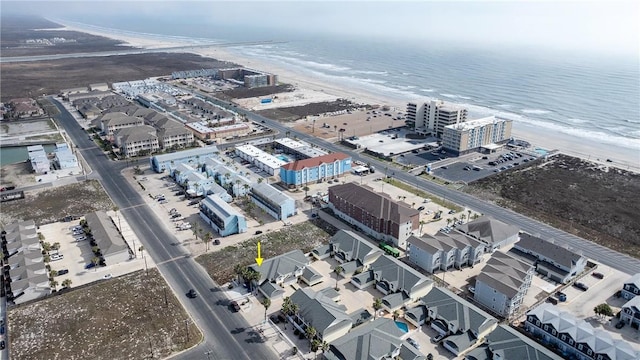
xmin=8 ymin=269 xmax=201 ymax=360
xmin=0 ymin=180 xmax=113 ymax=226
xmin=196 ymin=219 xmax=338 ymax=284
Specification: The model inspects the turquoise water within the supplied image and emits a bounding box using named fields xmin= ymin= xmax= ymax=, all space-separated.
xmin=277 ymin=155 xmax=291 ymax=162
xmin=534 ymin=148 xmax=548 ymax=156
xmin=395 ymin=321 xmax=409 ymax=333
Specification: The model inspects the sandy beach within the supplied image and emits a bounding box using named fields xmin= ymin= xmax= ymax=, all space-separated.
xmin=58 ymin=20 xmax=640 ymax=171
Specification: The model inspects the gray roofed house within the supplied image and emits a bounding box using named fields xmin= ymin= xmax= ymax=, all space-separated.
xmin=325 ymin=318 xmax=419 ymax=360
xmin=513 ymin=233 xmax=586 ymax=284
xmin=312 ymin=244 xmax=331 ymax=260
xmin=85 ymin=211 xmax=131 ymax=265
xmin=407 ymin=232 xmax=485 ymax=274
xmin=250 ymin=182 xmax=296 ymax=220
xmin=318 ymin=287 xmax=341 ymax=302
xmin=465 ymin=324 xmax=563 ymax=360
xmin=414 ymin=287 xmax=498 ymax=355
xmin=621 ymin=296 xmax=640 ymax=329
xmin=330 ymin=230 xmax=382 ymax=273
xmin=622 ymin=273 xmax=640 ymax=300
xmin=300 ymin=266 xmax=324 ymax=286
xmin=526 ymin=303 xmax=640 ymax=360
xmin=78 ymin=102 xmax=101 ymax=119
xmin=474 ymin=251 xmax=534 ymax=318
xmin=259 ymin=281 xmax=285 ymax=300
xmin=113 ymin=125 xmax=159 ymax=156
xmin=150 ymin=145 xmax=219 ymax=173
xmin=9 ymin=273 xmax=51 ymax=305
xmin=248 ymin=249 xmax=309 ymax=287
xmin=456 ymin=216 xmax=520 ymax=251
xmin=370 ymin=255 xmax=433 ymax=309
xmin=289 ymin=287 xmax=353 ymax=343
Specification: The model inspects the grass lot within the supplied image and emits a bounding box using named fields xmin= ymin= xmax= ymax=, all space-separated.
xmin=0 ymin=180 xmax=114 ymax=226
xmin=196 ymin=220 xmax=338 ymax=284
xmin=466 ymin=154 xmax=640 ymax=258
xmin=8 ymin=269 xmax=201 ymax=360
xmin=383 ymin=178 xmax=464 ymax=212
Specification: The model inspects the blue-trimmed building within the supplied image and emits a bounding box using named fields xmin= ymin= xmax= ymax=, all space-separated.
xmin=279 ymin=152 xmax=352 ymax=187
xmin=150 ymin=146 xmax=219 ymax=173
xmin=199 ymin=194 xmax=247 ymax=237
xmin=250 ymin=183 xmax=296 ymax=220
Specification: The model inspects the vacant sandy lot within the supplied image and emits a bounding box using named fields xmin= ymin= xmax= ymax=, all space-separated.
xmin=290 ymin=108 xmax=404 ymax=140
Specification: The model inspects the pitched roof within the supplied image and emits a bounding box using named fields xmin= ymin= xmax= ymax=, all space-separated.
xmin=527 ymin=303 xmax=640 ymax=360
xmin=281 ymin=152 xmax=350 ymax=171
xmin=624 ymin=273 xmax=640 ymax=288
xmin=329 ymin=183 xmax=419 ymax=224
xmin=476 ymin=251 xmax=533 ymax=298
xmin=456 ymin=216 xmax=520 ymax=245
xmin=420 ymin=287 xmax=497 ymax=334
xmin=114 ymin=125 xmax=158 ymax=143
xmin=370 ymin=255 xmax=432 ymax=297
xmin=326 ymin=318 xmax=405 ymax=360
xmin=330 ymin=230 xmax=381 ymax=265
xmin=249 ymin=249 xmax=308 ymax=283
xmin=251 ymin=182 xmax=294 ymax=206
xmin=290 ymin=287 xmax=351 ymax=335
xmin=516 ymin=233 xmax=584 ymax=269
xmin=84 ymin=211 xmax=129 ymax=257
xmin=465 ymin=324 xmax=562 ymax=360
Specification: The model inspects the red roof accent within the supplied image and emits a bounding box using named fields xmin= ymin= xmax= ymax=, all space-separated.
xmin=281 ymin=153 xmax=350 ymax=171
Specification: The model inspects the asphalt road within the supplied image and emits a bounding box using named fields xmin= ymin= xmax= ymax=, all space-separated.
xmin=194 ymin=92 xmax=640 ymax=275
xmin=49 ymin=98 xmax=278 ymax=360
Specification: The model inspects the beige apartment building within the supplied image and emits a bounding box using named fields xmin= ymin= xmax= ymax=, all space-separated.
xmin=407 ymin=99 xmax=468 ymax=137
xmin=442 ymin=116 xmax=512 ymax=155
xmin=113 ymin=125 xmax=160 ymax=157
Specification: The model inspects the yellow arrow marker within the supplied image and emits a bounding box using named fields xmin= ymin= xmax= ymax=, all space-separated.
xmin=255 ymin=241 xmax=264 ymax=266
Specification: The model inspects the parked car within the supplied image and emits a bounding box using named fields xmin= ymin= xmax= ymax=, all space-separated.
xmin=85 ymin=263 xmax=97 ymax=270
xmin=269 ymin=315 xmax=280 ymax=324
xmin=214 ymin=239 xmax=221 ymax=245
xmin=187 ymin=289 xmax=197 ymax=298
xmin=50 ymin=254 xmax=64 ymax=261
xmin=431 ymin=333 xmax=445 ymax=343
xmin=0 ymin=340 xmax=4 ymax=350
xmin=407 ymin=337 xmax=420 ymax=349
xmin=448 ymin=210 xmax=456 ymax=214
xmin=574 ymin=282 xmax=589 ymax=291
xmin=102 ymin=274 xmax=113 ymax=280
xmin=255 ymin=230 xmax=263 ymax=235
xmin=592 ymin=272 xmax=605 ymax=279
xmin=230 ymin=301 xmax=241 ymax=312
xmin=171 ymin=213 xmax=182 ymax=219
xmin=417 ymin=206 xmax=425 ymax=211
xmin=188 ymin=200 xmax=200 ymax=206
xmin=467 ymin=285 xmax=475 ymax=294
xmin=556 ymin=292 xmax=567 ymax=302
xmin=57 ymin=269 xmax=69 ymax=276
xmin=616 ymin=321 xmax=625 ymax=329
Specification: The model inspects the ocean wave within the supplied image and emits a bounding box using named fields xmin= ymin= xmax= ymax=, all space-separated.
xmin=353 ymin=70 xmax=388 ymax=75
xmin=440 ymin=93 xmax=459 ymax=99
xmin=496 ymin=104 xmax=513 ymax=108
xmin=566 ymin=118 xmax=588 ymax=124
xmin=257 ymin=53 xmax=352 ymax=72
xmin=420 ymin=89 xmax=435 ymax=92
xmin=521 ymin=109 xmax=551 ymax=115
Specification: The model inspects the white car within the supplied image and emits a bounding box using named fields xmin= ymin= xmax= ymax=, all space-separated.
xmin=102 ymin=274 xmax=113 ymax=280
xmin=50 ymin=254 xmax=64 ymax=261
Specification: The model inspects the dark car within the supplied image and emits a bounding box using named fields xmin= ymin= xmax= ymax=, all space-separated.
xmin=187 ymin=289 xmax=197 ymax=298
xmin=616 ymin=321 xmax=625 ymax=329
xmin=574 ymin=282 xmax=589 ymax=291
xmin=592 ymin=272 xmax=605 ymax=279
xmin=255 ymin=230 xmax=263 ymax=235
xmin=556 ymin=292 xmax=567 ymax=302
xmin=0 ymin=340 xmax=5 ymax=350
xmin=171 ymin=213 xmax=182 ymax=218
xmin=188 ymin=200 xmax=200 ymax=206
xmin=214 ymin=239 xmax=221 ymax=245
xmin=56 ymin=269 xmax=69 ymax=276
xmin=230 ymin=301 xmax=241 ymax=312
xmin=269 ymin=315 xmax=280 ymax=324
xmin=85 ymin=263 xmax=97 ymax=270
xmin=417 ymin=206 xmax=425 ymax=211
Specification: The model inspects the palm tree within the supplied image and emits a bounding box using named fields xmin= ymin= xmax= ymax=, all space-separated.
xmin=460 ymin=214 xmax=466 ymax=223
xmin=257 ymin=177 xmax=264 ymax=184
xmin=419 ymin=220 xmax=426 ymax=234
xmin=234 ymin=179 xmax=241 ymax=195
xmin=334 ymin=265 xmax=343 ymax=290
xmin=91 ymin=256 xmax=100 ymax=272
xmin=305 ymin=326 xmax=317 ymax=347
xmin=234 ymin=264 xmax=246 ymax=284
xmin=49 ymin=269 xmax=57 ymax=278
xmin=262 ymin=297 xmax=271 ymax=323
xmin=52 ymin=242 xmax=61 ymax=253
xmin=242 ymin=183 xmax=251 ymax=197
xmin=42 ymin=242 xmax=52 ymax=253
xmin=62 ymin=279 xmax=72 ymax=289
xmin=446 ymin=218 xmax=452 ymax=227
xmin=203 ymin=232 xmax=213 ymax=251
xmin=302 ymin=186 xmax=310 ymax=197
xmin=373 ymin=298 xmax=383 ymax=319
xmin=452 ymin=217 xmax=458 ymax=225
xmin=321 ymin=341 xmax=329 ymax=356
xmin=50 ymin=279 xmax=58 ymax=291
xmin=467 ymin=209 xmax=472 ymax=223
xmin=281 ymin=296 xmax=293 ymax=316
xmin=311 ymin=339 xmax=321 ymax=359
xmin=192 ymin=222 xmax=200 ymax=241
xmin=392 ymin=310 xmax=400 ymax=321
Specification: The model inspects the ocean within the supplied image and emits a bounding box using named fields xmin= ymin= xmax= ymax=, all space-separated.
xmin=56 ymin=17 xmax=640 ymax=156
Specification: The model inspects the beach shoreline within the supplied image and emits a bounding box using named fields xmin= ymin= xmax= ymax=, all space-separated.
xmin=56 ymin=20 xmax=640 ymax=171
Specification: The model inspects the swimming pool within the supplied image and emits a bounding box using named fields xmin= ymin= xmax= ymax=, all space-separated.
xmin=534 ymin=148 xmax=548 ymax=156
xmin=277 ymin=155 xmax=291 ymax=162
xmin=395 ymin=321 xmax=409 ymax=333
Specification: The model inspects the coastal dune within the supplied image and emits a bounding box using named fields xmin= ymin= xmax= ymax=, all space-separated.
xmin=57 ymin=21 xmax=640 ymax=171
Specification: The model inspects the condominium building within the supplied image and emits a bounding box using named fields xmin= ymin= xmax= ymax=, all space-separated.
xmin=328 ymin=183 xmax=419 ymax=249
xmin=150 ymin=146 xmax=219 ymax=173
xmin=94 ymin=112 xmax=145 ymax=137
xmin=442 ymin=116 xmax=513 ymax=155
xmin=279 ymin=152 xmax=352 ymax=187
xmin=199 ymin=194 xmax=247 ymax=237
xmin=250 ymin=182 xmax=296 ymax=220
xmin=407 ymin=232 xmax=485 ymax=274
xmin=235 ymin=144 xmax=287 ymax=176
xmin=407 ymin=99 xmax=468 ymax=138
xmin=113 ymin=125 xmax=159 ymax=157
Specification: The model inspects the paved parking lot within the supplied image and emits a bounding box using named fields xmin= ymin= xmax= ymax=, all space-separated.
xmin=38 ymin=218 xmax=147 ymax=289
xmin=431 ymin=150 xmax=540 ymax=183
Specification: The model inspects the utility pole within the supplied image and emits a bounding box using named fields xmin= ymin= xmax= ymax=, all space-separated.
xmin=163 ymin=286 xmax=168 ymax=307
xmin=185 ymin=320 xmax=190 ymax=343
